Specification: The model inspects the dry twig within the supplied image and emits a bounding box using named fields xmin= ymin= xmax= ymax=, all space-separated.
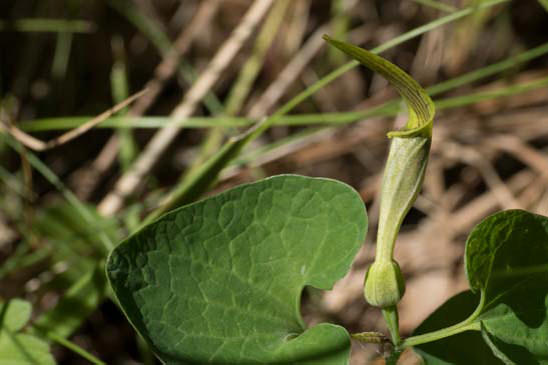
xmin=0 ymin=89 xmax=147 ymax=151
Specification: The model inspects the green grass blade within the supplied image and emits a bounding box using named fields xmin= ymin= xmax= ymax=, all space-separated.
xmin=372 ymin=0 xmax=508 ymax=54
xmin=435 ymin=76 xmax=548 ymax=110
xmin=0 ymin=19 xmax=95 ymax=33
xmin=110 ymin=36 xmax=138 ymax=171
xmin=412 ymin=0 xmax=457 ymax=13
xmin=328 ymin=0 xmax=351 ymax=65
xmin=18 ymin=73 xmax=548 ymax=132
xmin=51 ymin=32 xmax=73 ymax=79
xmin=427 ymin=42 xmax=548 ymax=96
xmin=21 ymin=38 xmax=548 ymax=133
xmin=45 ymin=332 xmax=106 ymax=365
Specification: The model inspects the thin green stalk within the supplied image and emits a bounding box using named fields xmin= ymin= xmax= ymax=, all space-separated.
xmin=412 ymin=0 xmax=457 ymax=13
xmin=19 ymin=73 xmax=548 ymax=133
xmin=328 ymin=0 xmax=350 ymax=65
xmin=111 ymin=35 xmax=138 ymax=171
xmin=46 ymin=332 xmax=106 ymax=365
xmin=427 ymin=41 xmax=548 ymax=96
xmin=51 ymin=32 xmax=73 ymax=79
xmin=436 ymin=76 xmax=548 ymax=109
xmin=229 ymin=127 xmax=325 ymax=167
xmin=107 ymin=0 xmax=170 ymax=53
xmin=386 ymin=349 xmax=403 ymax=365
xmin=383 ymin=306 xmax=401 ymax=345
xmin=373 ymin=0 xmax=508 ymax=54
xmin=0 ymin=19 xmax=95 ymax=33
xmin=401 ymin=293 xmax=485 ymax=348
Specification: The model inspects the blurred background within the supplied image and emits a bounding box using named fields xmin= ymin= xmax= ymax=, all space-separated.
xmin=1 ymin=0 xmax=548 ymax=363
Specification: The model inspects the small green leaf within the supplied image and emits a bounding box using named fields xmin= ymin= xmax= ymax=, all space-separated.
xmin=0 ymin=299 xmax=56 ymax=365
xmin=323 ymin=35 xmax=434 ymax=138
xmin=413 ymin=210 xmax=548 ymax=364
xmin=3 ymin=299 xmax=31 ymax=332
xmin=107 ymin=175 xmax=367 ymax=364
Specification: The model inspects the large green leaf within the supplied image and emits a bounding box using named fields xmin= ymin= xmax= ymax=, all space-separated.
xmin=107 ymin=175 xmax=367 ymax=364
xmin=413 ymin=210 xmax=548 ymax=364
xmin=0 ymin=299 xmax=55 ymax=365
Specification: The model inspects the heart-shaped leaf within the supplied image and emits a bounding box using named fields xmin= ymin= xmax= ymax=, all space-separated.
xmin=107 ymin=175 xmax=367 ymax=364
xmin=413 ymin=210 xmax=548 ymax=364
xmin=0 ymin=299 xmax=56 ymax=365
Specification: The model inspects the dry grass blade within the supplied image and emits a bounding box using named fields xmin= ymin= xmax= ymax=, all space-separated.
xmin=0 ymin=89 xmax=147 ymax=152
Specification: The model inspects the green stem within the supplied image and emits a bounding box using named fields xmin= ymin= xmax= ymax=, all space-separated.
xmin=46 ymin=332 xmax=106 ymax=365
xmin=385 ymin=349 xmax=403 ymax=365
xmin=382 ymin=305 xmax=401 ymax=346
xmin=400 ymin=292 xmax=485 ymax=349
xmin=402 ymin=321 xmax=481 ymax=348
xmin=0 ymin=19 xmax=95 ymax=33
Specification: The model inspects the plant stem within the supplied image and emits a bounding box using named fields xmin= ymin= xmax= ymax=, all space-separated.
xmin=46 ymin=331 xmax=106 ymax=365
xmin=0 ymin=19 xmax=95 ymax=33
xmin=400 ymin=292 xmax=485 ymax=349
xmin=401 ymin=320 xmax=480 ymax=348
xmin=385 ymin=349 xmax=403 ymax=365
xmin=382 ymin=305 xmax=401 ymax=346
